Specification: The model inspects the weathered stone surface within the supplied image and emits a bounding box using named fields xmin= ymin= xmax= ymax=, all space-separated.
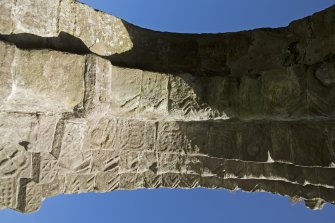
xmin=0 ymin=0 xmax=334 ymax=213
xmin=0 ymin=43 xmax=85 ymax=113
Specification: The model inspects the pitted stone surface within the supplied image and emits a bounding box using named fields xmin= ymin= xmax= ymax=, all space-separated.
xmin=0 ymin=0 xmax=334 ymax=212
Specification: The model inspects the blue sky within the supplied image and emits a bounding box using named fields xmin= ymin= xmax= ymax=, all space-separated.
xmin=1 ymin=0 xmax=335 ymax=222
xmin=78 ymin=0 xmax=335 ymax=33
xmin=1 ymin=189 xmax=335 ymax=223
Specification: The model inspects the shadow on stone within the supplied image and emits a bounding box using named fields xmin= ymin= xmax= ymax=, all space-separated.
xmin=0 ymin=31 xmax=91 ymax=55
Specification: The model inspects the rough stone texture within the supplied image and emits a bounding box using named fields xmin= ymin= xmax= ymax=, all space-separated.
xmin=0 ymin=0 xmax=335 ymax=212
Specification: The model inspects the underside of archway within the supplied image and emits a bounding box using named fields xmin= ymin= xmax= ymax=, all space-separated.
xmin=0 ymin=0 xmax=335 ymax=212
